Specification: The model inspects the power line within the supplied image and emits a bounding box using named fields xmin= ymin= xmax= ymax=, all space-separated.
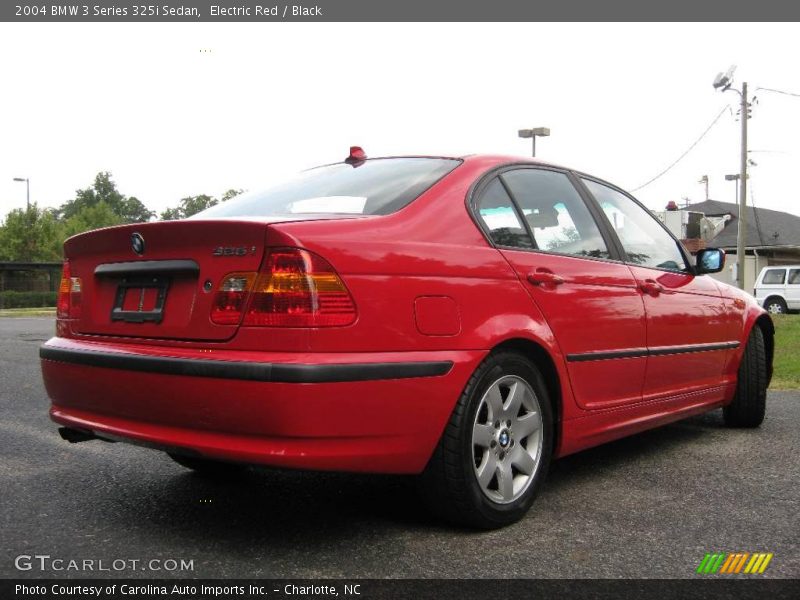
xmin=631 ymin=105 xmax=730 ymax=192
xmin=749 ymin=179 xmax=765 ymax=246
xmin=755 ymin=86 xmax=800 ymax=98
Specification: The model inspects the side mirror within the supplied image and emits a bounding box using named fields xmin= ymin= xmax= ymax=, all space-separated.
xmin=695 ymin=248 xmax=725 ymax=274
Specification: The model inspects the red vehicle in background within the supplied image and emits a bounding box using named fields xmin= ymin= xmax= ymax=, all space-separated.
xmin=40 ymin=149 xmax=773 ymax=528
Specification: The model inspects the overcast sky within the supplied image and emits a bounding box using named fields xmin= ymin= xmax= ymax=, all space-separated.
xmin=1 ymin=22 xmax=799 ymax=218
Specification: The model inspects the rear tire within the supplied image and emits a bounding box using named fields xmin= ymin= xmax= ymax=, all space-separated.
xmin=168 ymin=452 xmax=245 ymax=476
xmin=764 ymin=297 xmax=787 ymax=315
xmin=418 ymin=351 xmax=553 ymax=529
xmin=724 ymin=326 xmax=767 ymax=428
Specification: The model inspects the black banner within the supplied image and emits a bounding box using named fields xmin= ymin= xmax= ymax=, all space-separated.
xmin=3 ymin=0 xmax=800 ymax=22
xmin=4 ymin=579 xmax=800 ymax=600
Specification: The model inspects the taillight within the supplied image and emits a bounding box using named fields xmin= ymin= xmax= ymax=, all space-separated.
xmin=210 ymin=250 xmax=356 ymax=327
xmin=244 ymin=249 xmax=356 ymax=327
xmin=56 ymin=260 xmax=82 ymax=319
xmin=210 ymin=272 xmax=256 ymax=325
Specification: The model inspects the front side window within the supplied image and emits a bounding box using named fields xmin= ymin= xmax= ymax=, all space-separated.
xmin=788 ymin=269 xmax=800 ymax=285
xmin=500 ymin=169 xmax=610 ymax=259
xmin=762 ymin=269 xmax=787 ymax=285
xmin=583 ymin=178 xmax=687 ymax=272
xmin=193 ymin=158 xmax=461 ymax=219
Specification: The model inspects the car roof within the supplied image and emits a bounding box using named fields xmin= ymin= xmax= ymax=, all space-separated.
xmin=427 ymin=154 xmax=568 ymax=170
xmin=356 ymin=154 xmax=631 ymax=197
xmin=353 ymin=154 xmax=567 ymax=170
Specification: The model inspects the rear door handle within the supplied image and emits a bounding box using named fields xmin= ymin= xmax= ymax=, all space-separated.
xmin=527 ymin=271 xmax=565 ymax=286
xmin=640 ymin=279 xmax=663 ymax=296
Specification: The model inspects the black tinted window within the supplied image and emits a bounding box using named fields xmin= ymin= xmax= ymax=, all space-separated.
xmin=193 ymin=158 xmax=460 ymax=219
xmin=501 ymin=169 xmax=610 ymax=259
xmin=762 ymin=269 xmax=786 ymax=285
xmin=476 ymin=178 xmax=533 ymax=249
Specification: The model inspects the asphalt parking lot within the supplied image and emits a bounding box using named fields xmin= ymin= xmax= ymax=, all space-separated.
xmin=1 ymin=318 xmax=798 ymax=579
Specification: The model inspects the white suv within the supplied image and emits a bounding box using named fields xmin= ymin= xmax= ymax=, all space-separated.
xmin=754 ymin=265 xmax=800 ymax=314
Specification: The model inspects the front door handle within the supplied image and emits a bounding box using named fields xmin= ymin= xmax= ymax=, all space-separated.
xmin=527 ymin=270 xmax=565 ymax=286
xmin=640 ymin=279 xmax=663 ymax=296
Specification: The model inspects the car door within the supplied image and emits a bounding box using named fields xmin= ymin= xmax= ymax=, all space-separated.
xmin=580 ymin=177 xmax=736 ymax=402
xmin=472 ymin=167 xmax=647 ymax=410
xmin=787 ymin=268 xmax=800 ymax=310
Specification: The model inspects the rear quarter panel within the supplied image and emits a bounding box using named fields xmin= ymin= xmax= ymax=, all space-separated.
xmin=263 ymin=158 xmax=554 ymax=351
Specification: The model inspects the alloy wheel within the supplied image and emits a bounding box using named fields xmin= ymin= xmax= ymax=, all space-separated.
xmin=471 ymin=375 xmax=543 ymax=504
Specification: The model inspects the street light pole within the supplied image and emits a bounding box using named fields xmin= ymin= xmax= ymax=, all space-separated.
xmin=698 ymin=175 xmax=709 ymax=201
xmin=725 ymin=174 xmax=739 ymax=203
xmin=518 ymin=127 xmax=551 ymax=158
xmin=12 ymin=177 xmax=30 ymax=211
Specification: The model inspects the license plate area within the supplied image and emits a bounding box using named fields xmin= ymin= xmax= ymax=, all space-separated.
xmin=111 ymin=276 xmax=170 ymax=324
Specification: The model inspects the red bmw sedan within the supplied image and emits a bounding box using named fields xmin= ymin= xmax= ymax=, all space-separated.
xmin=40 ymin=150 xmax=773 ymax=528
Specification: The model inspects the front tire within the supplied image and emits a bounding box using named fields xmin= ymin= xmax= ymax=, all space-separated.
xmin=764 ymin=297 xmax=787 ymax=315
xmin=419 ymin=352 xmax=553 ymax=529
xmin=724 ymin=326 xmax=767 ymax=428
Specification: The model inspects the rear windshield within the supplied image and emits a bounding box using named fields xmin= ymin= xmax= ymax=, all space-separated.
xmin=193 ymin=158 xmax=461 ymax=219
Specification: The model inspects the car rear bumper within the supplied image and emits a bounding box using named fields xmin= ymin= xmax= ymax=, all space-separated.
xmin=41 ymin=337 xmax=484 ymax=474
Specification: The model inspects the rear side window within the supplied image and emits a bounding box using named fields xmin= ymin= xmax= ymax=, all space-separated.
xmin=789 ymin=269 xmax=800 ymax=285
xmin=762 ymin=269 xmax=787 ymax=285
xmin=193 ymin=158 xmax=461 ymax=219
xmin=476 ymin=179 xmax=533 ymax=249
xmin=501 ymin=169 xmax=610 ymax=259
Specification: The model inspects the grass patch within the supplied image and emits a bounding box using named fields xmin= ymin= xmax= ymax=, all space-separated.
xmin=0 ymin=307 xmax=56 ymax=318
xmin=770 ymin=314 xmax=800 ymax=390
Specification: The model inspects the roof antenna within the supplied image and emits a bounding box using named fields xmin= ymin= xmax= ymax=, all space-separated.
xmin=345 ymin=146 xmax=367 ymax=166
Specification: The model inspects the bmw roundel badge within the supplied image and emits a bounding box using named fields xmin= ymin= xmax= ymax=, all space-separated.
xmin=131 ymin=232 xmax=145 ymax=255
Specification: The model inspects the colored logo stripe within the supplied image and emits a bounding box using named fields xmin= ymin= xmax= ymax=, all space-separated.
xmin=697 ymin=552 xmax=773 ymax=574
xmin=719 ymin=553 xmax=736 ymax=573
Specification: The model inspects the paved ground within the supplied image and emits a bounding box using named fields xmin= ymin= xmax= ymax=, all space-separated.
xmin=1 ymin=318 xmax=798 ymax=579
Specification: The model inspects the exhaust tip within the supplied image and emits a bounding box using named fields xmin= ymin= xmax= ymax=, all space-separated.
xmin=58 ymin=427 xmax=96 ymax=443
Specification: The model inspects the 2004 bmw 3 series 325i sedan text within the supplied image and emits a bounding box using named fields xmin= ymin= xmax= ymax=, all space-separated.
xmin=40 ymin=149 xmax=773 ymax=528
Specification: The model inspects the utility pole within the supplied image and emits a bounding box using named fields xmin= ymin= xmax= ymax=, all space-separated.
xmin=713 ymin=66 xmax=750 ymax=290
xmin=736 ymin=82 xmax=748 ymax=291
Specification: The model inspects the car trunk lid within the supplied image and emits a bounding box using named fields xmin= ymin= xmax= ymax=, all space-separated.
xmin=65 ymin=220 xmax=268 ymax=342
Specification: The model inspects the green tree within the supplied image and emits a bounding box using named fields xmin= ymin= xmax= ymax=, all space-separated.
xmin=0 ymin=204 xmax=64 ymax=262
xmin=122 ymin=196 xmax=155 ymax=223
xmin=61 ymin=202 xmax=124 ymax=239
xmin=160 ymin=189 xmax=243 ymax=221
xmin=0 ymin=201 xmax=129 ymax=263
xmin=220 ymin=188 xmax=244 ymax=203
xmin=161 ymin=194 xmax=217 ymax=221
xmin=59 ymin=172 xmax=154 ymax=223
